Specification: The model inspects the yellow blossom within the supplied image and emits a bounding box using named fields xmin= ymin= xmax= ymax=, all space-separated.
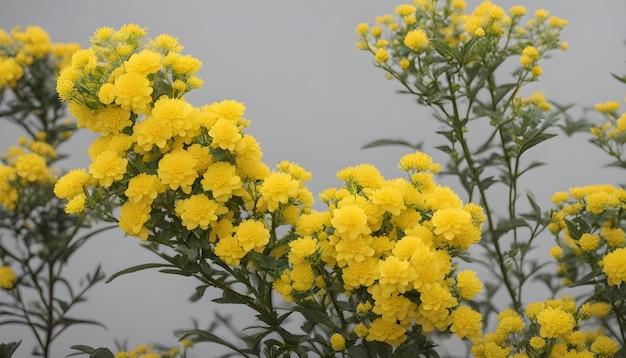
xmin=175 ymin=194 xmax=219 ymax=230
xmin=378 ymin=256 xmax=416 ymax=295
xmin=157 ymin=149 xmax=198 ymax=194
xmin=536 ymin=307 xmax=576 ymax=339
xmin=89 ymin=150 xmax=127 ymax=187
xmin=601 ymin=247 xmax=626 ymax=286
xmin=201 ymin=161 xmax=244 ymax=202
xmin=366 ymin=317 xmax=407 ymax=346
xmin=118 ymin=201 xmax=150 ymax=240
xmin=214 ymin=235 xmax=246 ymax=266
xmin=15 ymin=152 xmax=50 ymax=182
xmin=114 ymin=72 xmax=153 ymax=114
xmin=54 ymin=168 xmax=91 ymax=199
xmin=0 ymin=266 xmax=17 ymax=289
xmin=235 ymin=219 xmax=270 ymax=253
xmin=456 ymin=269 xmax=483 ymax=300
xmin=330 ymin=333 xmax=346 ymax=351
xmin=590 ymin=335 xmax=619 ymax=356
xmin=64 ymin=193 xmax=86 ymax=214
xmin=450 ymin=305 xmax=483 ymax=341
xmin=125 ymin=173 xmax=165 ymax=205
xmin=403 ymin=29 xmax=429 ymax=52
xmin=259 ymin=172 xmax=300 ymax=212
xmin=288 ymin=236 xmax=318 ymax=264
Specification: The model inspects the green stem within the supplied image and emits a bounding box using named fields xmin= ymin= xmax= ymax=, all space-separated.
xmin=447 ymin=72 xmax=520 ymax=311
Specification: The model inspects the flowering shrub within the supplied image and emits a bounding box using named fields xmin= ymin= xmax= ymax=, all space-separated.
xmin=50 ymin=22 xmax=494 ymax=356
xmin=355 ymin=0 xmax=624 ymax=356
xmin=0 ymin=26 xmax=111 ymax=357
xmin=0 ymin=1 xmax=624 ymax=357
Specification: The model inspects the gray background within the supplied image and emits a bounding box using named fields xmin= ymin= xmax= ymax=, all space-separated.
xmin=1 ymin=1 xmax=625 ymax=356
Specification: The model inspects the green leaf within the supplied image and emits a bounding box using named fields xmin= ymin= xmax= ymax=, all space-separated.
xmin=429 ymin=39 xmax=454 ymax=60
xmin=496 ymin=218 xmax=528 ymax=235
xmin=105 ymin=263 xmax=174 ymax=283
xmin=291 ymin=306 xmax=335 ymax=329
xmin=0 ymin=341 xmax=21 ymax=358
xmin=361 ymin=138 xmax=422 ymax=150
xmin=493 ymin=83 xmax=518 ymax=105
xmin=569 ymin=267 xmax=603 ymax=287
xmin=69 ymin=345 xmax=114 ymax=358
xmin=519 ymin=133 xmax=557 ymax=155
xmin=180 ymin=329 xmax=254 ymax=357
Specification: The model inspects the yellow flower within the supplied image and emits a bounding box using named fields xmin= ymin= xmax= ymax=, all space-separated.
xmin=0 ymin=166 xmax=18 ymax=211
xmin=235 ymin=219 xmax=270 ymax=253
xmin=601 ymin=248 xmax=626 ymax=286
xmin=366 ymin=318 xmax=407 ymax=346
xmin=118 ymin=201 xmax=151 ymax=240
xmin=578 ymin=233 xmax=599 ymax=252
xmin=157 ymin=149 xmax=198 ymax=194
xmin=165 ymin=52 xmax=202 ymax=75
xmin=114 ymin=72 xmax=153 ymax=114
xmin=175 ymin=194 xmax=219 ymax=230
xmin=290 ymin=262 xmax=315 ymax=291
xmin=0 ymin=266 xmax=17 ymax=289
xmin=0 ymin=57 xmax=24 ymax=88
xmin=531 ymin=65 xmax=542 ymax=77
xmin=124 ymin=49 xmax=163 ymax=75
xmin=536 ymin=307 xmax=576 ymax=339
xmin=214 ymin=235 xmax=246 ymax=266
xmin=273 ymin=270 xmax=293 ymax=302
xmin=601 ymin=226 xmax=625 ymax=247
xmin=354 ymin=323 xmax=368 ymax=338
xmin=55 ymin=168 xmax=91 ymax=199
xmin=370 ymin=285 xmax=413 ymax=322
xmin=334 ymin=235 xmax=375 ymax=267
xmin=378 ymin=256 xmax=416 ymax=295
xmin=590 ymin=335 xmax=619 ymax=357
xmin=15 ymin=152 xmax=50 ymax=182
xmin=288 ymin=236 xmax=318 ymax=264
xmin=549 ymin=246 xmax=563 ymax=260
xmin=89 ymin=150 xmax=127 ymax=187
xmin=132 ymin=115 xmax=174 ymax=152
xmin=341 ymin=257 xmax=379 ymax=289
xmin=395 ymin=4 xmax=416 ymax=16
xmin=529 ymin=336 xmax=545 ymax=349
xmin=95 ymin=106 xmax=132 ymax=135
xmin=151 ymin=97 xmax=196 ymax=137
xmin=125 ymin=173 xmax=165 ymax=205
xmin=330 ymin=333 xmax=346 ymax=351
xmin=510 ymin=5 xmax=526 ymax=17
xmin=450 ymin=305 xmax=482 ymax=341
xmin=209 ymin=117 xmax=242 ymax=152
xmin=456 ymin=269 xmax=483 ymax=300
xmin=355 ymin=23 xmax=369 ymax=36
xmin=64 ymin=193 xmax=86 ymax=214
xmin=403 ymin=29 xmax=429 ymax=52
xmin=374 ymin=48 xmax=389 ymax=63
xmin=331 ymin=204 xmax=371 ymax=239
xmin=150 ymin=34 xmax=183 ymax=53
xmin=259 ymin=172 xmax=300 ymax=212
xmin=201 ymin=161 xmax=244 ymax=202
xmin=431 ymin=207 xmax=477 ymax=249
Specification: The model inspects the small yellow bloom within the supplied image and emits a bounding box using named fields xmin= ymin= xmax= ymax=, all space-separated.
xmin=330 ymin=333 xmax=346 ymax=351
xmin=602 ymin=248 xmax=626 ymax=286
xmin=355 ymin=23 xmax=369 ymax=36
xmin=404 ymin=29 xmax=429 ymax=52
xmin=374 ymin=48 xmax=389 ymax=63
xmin=0 ymin=266 xmax=17 ymax=289
xmin=531 ymin=65 xmax=542 ymax=77
xmin=65 ymin=193 xmax=86 ymax=214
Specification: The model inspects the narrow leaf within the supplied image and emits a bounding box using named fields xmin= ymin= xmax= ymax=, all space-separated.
xmin=519 ymin=133 xmax=557 ymax=155
xmin=106 ymin=263 xmax=173 ymax=283
xmin=361 ymin=139 xmax=422 ymax=150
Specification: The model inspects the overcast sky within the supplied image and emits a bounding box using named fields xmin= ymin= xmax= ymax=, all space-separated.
xmin=1 ymin=1 xmax=625 ymax=356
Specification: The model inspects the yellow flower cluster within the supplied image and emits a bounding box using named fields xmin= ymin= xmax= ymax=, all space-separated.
xmin=0 ymin=25 xmax=79 ymax=88
xmin=55 ymin=25 xmax=313 ymax=269
xmin=549 ymin=184 xmax=626 ymax=287
xmin=354 ymin=1 xmax=566 ymax=78
xmin=473 ymin=297 xmax=619 ymax=357
xmin=0 ymin=138 xmax=57 ymax=211
xmin=274 ymin=151 xmax=485 ymax=346
xmin=590 ymin=98 xmax=626 ymax=152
